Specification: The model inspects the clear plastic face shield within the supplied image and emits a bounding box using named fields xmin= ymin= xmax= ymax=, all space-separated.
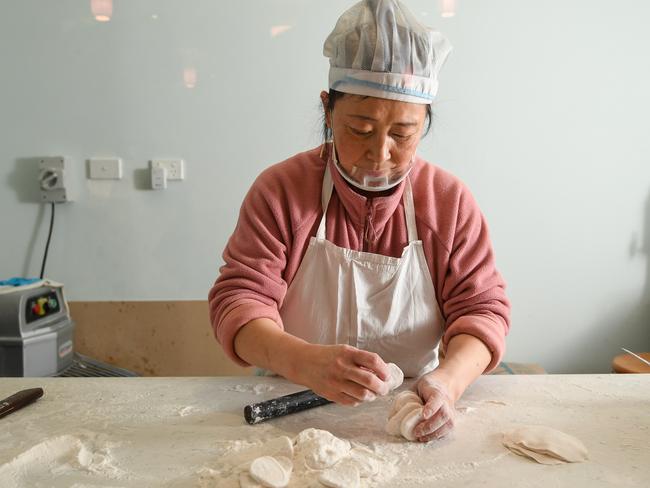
xmin=330 ymin=134 xmax=414 ymax=192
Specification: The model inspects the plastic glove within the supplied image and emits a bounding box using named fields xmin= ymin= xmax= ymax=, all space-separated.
xmin=413 ymin=376 xmax=456 ymax=442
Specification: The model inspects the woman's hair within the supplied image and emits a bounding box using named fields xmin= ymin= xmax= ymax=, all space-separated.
xmin=321 ymin=89 xmax=433 ymax=142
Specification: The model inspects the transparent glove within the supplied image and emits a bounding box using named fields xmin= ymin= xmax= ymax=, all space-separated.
xmin=413 ymin=376 xmax=456 ymax=442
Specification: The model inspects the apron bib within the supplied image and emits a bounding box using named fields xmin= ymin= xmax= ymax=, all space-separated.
xmin=279 ymin=165 xmax=444 ymax=377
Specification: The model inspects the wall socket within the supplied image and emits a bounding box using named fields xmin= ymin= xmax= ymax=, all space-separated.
xmin=149 ymin=159 xmax=185 ymax=180
xmin=39 ymin=157 xmax=71 ymax=203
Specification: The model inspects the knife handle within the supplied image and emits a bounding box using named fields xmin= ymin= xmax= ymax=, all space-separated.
xmin=0 ymin=388 xmax=44 ymax=419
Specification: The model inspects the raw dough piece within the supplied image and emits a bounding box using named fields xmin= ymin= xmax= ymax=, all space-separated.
xmin=249 ymin=456 xmax=292 ymax=488
xmin=502 ymin=425 xmax=588 ymax=464
xmin=385 ymin=363 xmax=404 ymax=391
xmin=318 ymin=463 xmax=360 ymax=488
xmin=294 ymin=428 xmax=351 ymax=469
xmin=264 ymin=436 xmax=294 ymax=459
xmin=388 ymin=390 xmax=422 ymax=418
xmin=399 ymin=406 xmax=424 ymax=441
xmin=229 ymin=435 xmax=295 ymax=472
xmin=343 ymin=447 xmax=381 ymax=477
xmin=385 ymin=402 xmax=422 ymax=436
xmin=503 ymin=443 xmax=564 ymax=465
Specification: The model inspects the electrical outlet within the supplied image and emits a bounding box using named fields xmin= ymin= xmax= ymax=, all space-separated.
xmin=151 ymin=166 xmax=167 ymax=190
xmin=38 ymin=157 xmax=71 ymax=203
xmin=88 ymin=158 xmax=123 ymax=179
xmin=149 ymin=159 xmax=185 ymax=180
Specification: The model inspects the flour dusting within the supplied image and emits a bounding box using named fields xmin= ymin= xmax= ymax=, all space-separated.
xmin=0 ymin=434 xmax=126 ymax=488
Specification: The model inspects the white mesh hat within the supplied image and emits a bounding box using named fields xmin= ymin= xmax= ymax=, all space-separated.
xmin=323 ymin=0 xmax=452 ymax=104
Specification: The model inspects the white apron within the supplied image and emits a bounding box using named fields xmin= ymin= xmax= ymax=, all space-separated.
xmin=279 ymin=165 xmax=444 ymax=377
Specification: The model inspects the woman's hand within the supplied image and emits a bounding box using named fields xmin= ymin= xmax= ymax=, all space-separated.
xmin=413 ymin=375 xmax=457 ymax=442
xmin=294 ymin=343 xmax=391 ymax=406
xmin=233 ymin=319 xmax=390 ymax=405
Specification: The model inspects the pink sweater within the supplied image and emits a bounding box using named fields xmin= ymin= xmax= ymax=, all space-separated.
xmin=209 ymin=146 xmax=511 ymax=372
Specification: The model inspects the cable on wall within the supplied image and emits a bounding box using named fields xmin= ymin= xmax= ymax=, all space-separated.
xmin=39 ymin=202 xmax=55 ymax=279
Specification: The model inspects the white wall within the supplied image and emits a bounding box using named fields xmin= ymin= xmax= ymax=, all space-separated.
xmin=1 ymin=0 xmax=649 ymax=373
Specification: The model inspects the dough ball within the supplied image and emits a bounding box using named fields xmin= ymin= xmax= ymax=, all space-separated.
xmin=249 ymin=455 xmax=292 ymax=488
xmin=502 ymin=425 xmax=588 ymax=464
xmin=318 ymin=463 xmax=360 ymax=488
xmin=400 ymin=406 xmax=424 ymax=441
xmin=385 ymin=402 xmax=422 ymax=436
xmin=294 ymin=428 xmax=351 ymax=469
xmin=388 ymin=390 xmax=422 ymax=418
xmin=385 ymin=363 xmax=404 ymax=391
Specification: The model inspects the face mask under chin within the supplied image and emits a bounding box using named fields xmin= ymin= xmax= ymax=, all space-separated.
xmin=331 ymin=140 xmax=413 ymax=193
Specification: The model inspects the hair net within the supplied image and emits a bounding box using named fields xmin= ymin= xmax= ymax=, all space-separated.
xmin=323 ymin=0 xmax=452 ymax=104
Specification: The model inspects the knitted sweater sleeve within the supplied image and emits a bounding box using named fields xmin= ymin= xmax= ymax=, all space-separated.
xmin=208 ymin=170 xmax=291 ymax=367
xmin=437 ymin=182 xmax=511 ymax=372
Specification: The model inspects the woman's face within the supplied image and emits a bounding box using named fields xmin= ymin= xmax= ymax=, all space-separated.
xmin=321 ymin=91 xmax=427 ymax=186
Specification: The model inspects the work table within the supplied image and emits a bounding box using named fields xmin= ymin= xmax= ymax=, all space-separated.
xmin=0 ymin=374 xmax=648 ymax=487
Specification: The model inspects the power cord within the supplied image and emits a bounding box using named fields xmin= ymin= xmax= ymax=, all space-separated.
xmin=39 ymin=202 xmax=55 ymax=279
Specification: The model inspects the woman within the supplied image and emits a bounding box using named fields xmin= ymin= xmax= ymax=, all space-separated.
xmin=209 ymin=0 xmax=510 ymax=442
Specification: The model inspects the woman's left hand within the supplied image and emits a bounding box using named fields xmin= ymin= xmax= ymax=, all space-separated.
xmin=413 ymin=375 xmax=457 ymax=442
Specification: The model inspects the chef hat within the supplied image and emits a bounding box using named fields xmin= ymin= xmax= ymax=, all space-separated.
xmin=323 ymin=0 xmax=452 ymax=104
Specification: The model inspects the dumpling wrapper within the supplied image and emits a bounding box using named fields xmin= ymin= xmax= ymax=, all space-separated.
xmin=385 ymin=363 xmax=404 ymax=391
xmin=293 ymin=428 xmax=351 ymax=469
xmin=400 ymin=406 xmax=424 ymax=441
xmin=502 ymin=425 xmax=588 ymax=463
xmin=319 ymin=463 xmax=361 ymax=488
xmin=337 ymin=446 xmax=382 ymax=477
xmin=386 ymin=402 xmax=422 ymax=436
xmin=388 ymin=390 xmax=422 ymax=418
xmin=249 ymin=455 xmax=292 ymax=488
xmin=503 ymin=441 xmax=565 ymax=465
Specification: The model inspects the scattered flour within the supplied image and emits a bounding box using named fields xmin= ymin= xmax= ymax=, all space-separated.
xmin=206 ymin=428 xmax=400 ymax=487
xmin=226 ymin=384 xmax=278 ymax=394
xmin=0 ymin=434 xmax=126 ymax=488
xmin=178 ymin=405 xmax=200 ymax=417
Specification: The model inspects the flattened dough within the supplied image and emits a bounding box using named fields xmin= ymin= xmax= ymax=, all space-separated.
xmin=318 ymin=463 xmax=360 ymax=488
xmin=388 ymin=390 xmax=422 ymax=418
xmin=249 ymin=455 xmax=292 ymax=488
xmin=503 ymin=442 xmax=564 ymax=465
xmin=502 ymin=425 xmax=588 ymax=464
xmin=400 ymin=406 xmax=424 ymax=441
xmin=294 ymin=428 xmax=351 ymax=469
xmin=385 ymin=363 xmax=404 ymax=391
xmin=264 ymin=436 xmax=294 ymax=459
xmin=342 ymin=447 xmax=381 ymax=477
xmin=385 ymin=402 xmax=422 ymax=436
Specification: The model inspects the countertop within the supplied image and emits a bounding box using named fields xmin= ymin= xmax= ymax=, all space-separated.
xmin=0 ymin=374 xmax=648 ymax=487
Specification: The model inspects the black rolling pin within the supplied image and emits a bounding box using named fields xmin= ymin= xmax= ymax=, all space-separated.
xmin=244 ymin=389 xmax=332 ymax=425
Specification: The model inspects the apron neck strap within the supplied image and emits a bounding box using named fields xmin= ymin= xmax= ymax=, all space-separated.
xmin=316 ymin=165 xmax=334 ymax=239
xmin=403 ymin=178 xmax=419 ymax=242
xmin=317 ymin=164 xmax=419 ymax=242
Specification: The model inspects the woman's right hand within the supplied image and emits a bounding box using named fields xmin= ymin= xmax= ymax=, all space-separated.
xmin=292 ymin=343 xmax=391 ymax=406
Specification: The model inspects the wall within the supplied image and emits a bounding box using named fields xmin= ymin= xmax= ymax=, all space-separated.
xmin=1 ymin=1 xmax=649 ymax=373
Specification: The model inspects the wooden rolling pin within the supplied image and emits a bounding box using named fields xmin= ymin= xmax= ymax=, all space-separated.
xmin=244 ymin=389 xmax=332 ymax=425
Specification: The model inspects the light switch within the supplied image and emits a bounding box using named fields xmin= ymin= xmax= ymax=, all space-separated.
xmin=88 ymin=158 xmax=123 ymax=180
